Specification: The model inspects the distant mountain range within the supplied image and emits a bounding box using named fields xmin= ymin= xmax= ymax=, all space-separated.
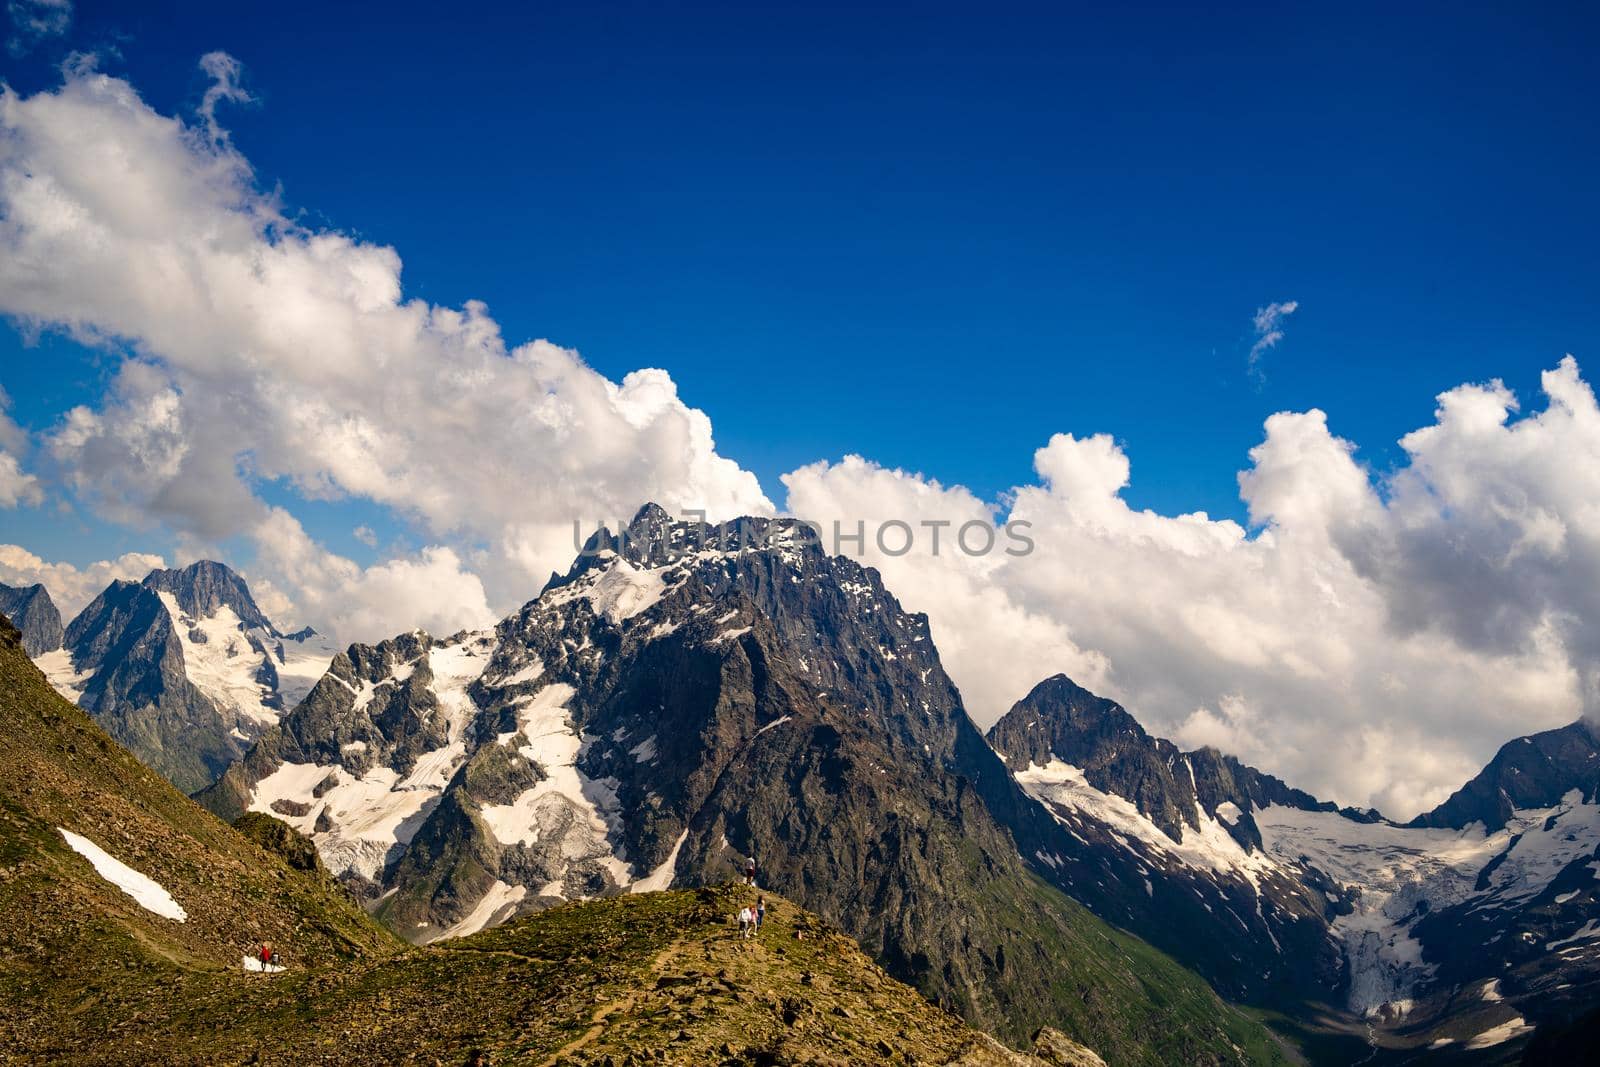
xmin=985 ymin=675 xmax=1600 ymax=1059
xmin=7 ymin=561 xmax=337 ymax=792
xmin=7 ymin=506 xmax=1600 ymax=1062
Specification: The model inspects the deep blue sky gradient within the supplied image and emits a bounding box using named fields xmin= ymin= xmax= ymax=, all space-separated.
xmin=3 ymin=0 xmax=1598 ymax=565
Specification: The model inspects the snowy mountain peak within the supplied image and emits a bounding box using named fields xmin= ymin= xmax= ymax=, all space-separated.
xmin=141 ymin=559 xmax=273 ymax=632
xmin=31 ymin=562 xmax=337 ymax=792
xmin=555 ymin=507 xmax=823 ymax=589
xmin=988 ymin=671 xmax=1600 ymax=1046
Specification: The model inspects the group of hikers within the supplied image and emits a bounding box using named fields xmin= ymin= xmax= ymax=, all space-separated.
xmin=736 ymin=854 xmax=765 ymax=939
xmin=737 ymin=896 xmax=767 ymax=939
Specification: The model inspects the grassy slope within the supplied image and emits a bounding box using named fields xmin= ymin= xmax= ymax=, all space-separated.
xmin=0 ymin=616 xmax=397 ymax=1057
xmin=10 ymin=883 xmax=1070 ymax=1066
xmin=994 ymin=870 xmax=1293 ymax=1067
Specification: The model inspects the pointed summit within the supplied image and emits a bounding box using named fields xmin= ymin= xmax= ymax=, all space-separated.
xmin=1409 ymin=719 xmax=1600 ymax=832
xmin=33 ymin=562 xmax=338 ymax=792
xmin=142 ymin=560 xmax=272 ymax=631
xmin=0 ymin=581 xmax=64 ymax=656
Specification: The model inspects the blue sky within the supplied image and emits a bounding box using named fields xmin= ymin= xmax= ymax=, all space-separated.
xmin=5 ymin=0 xmax=1597 ymax=572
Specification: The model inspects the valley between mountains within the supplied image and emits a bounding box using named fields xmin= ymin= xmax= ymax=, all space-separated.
xmin=5 ymin=506 xmax=1600 ymax=1063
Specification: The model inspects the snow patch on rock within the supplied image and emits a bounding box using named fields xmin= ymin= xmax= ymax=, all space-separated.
xmin=32 ymin=648 xmax=91 ymax=704
xmin=58 ymin=828 xmax=187 ymax=922
xmin=630 ymin=830 xmax=689 ymax=894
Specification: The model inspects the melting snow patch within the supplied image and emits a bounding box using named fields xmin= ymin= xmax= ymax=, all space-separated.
xmin=754 ymin=715 xmax=792 ymax=737
xmin=548 ymin=560 xmax=667 ymax=623
xmin=1465 ymin=1016 xmax=1534 ymax=1049
xmin=32 ymin=649 xmax=93 ymax=704
xmin=158 ymin=594 xmax=277 ymax=726
xmin=629 ymin=735 xmax=659 ymax=763
xmin=273 ymin=629 xmax=341 ymax=708
xmin=435 ymin=880 xmax=528 ymax=941
xmin=630 ymin=830 xmax=689 ymax=893
xmin=480 ymin=683 xmax=631 ymax=889
xmin=1215 ymin=801 xmax=1242 ymax=826
xmin=1017 ymin=761 xmax=1277 ymax=882
xmin=58 ymin=829 xmax=187 ymax=922
xmin=242 ymin=956 xmax=285 ymax=973
xmin=250 ymin=761 xmax=438 ymax=882
xmin=492 ymin=658 xmax=545 ymax=689
xmin=1547 ymin=919 xmax=1600 ymax=951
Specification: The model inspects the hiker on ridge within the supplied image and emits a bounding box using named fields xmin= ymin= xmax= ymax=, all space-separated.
xmin=756 ymin=896 xmax=766 ymax=934
xmin=738 ymin=905 xmax=753 ymax=939
xmin=744 ymin=856 xmax=757 ymax=886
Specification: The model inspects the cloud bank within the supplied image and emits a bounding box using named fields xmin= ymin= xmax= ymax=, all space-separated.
xmin=786 ymin=360 xmax=1598 ymax=817
xmin=0 ymin=544 xmax=167 ymax=617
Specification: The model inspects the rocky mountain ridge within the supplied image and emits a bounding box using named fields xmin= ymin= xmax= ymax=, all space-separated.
xmin=0 ymin=613 xmax=1105 ymax=1065
xmin=987 ymin=673 xmax=1600 ymax=1061
xmin=0 ymin=581 xmax=63 ymax=656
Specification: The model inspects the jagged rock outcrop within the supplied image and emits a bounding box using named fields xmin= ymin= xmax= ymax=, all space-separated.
xmin=52 ymin=578 xmax=235 ymax=792
xmin=142 ymin=559 xmax=274 ymax=631
xmin=985 ymin=674 xmax=1345 ymax=1008
xmin=0 ymin=581 xmax=63 ymax=656
xmin=1409 ymin=719 xmax=1600 ymax=832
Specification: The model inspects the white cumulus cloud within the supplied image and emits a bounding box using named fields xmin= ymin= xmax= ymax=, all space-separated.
xmin=0 ymin=544 xmax=167 ymax=618
xmin=0 ymin=58 xmax=771 ymax=639
xmin=786 ymin=360 xmax=1599 ymax=818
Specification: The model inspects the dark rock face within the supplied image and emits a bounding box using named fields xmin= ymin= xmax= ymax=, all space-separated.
xmin=984 ymin=674 xmax=1345 ymax=1007
xmin=34 ymin=560 xmax=336 ymax=794
xmin=60 ymin=579 xmax=238 ymax=793
xmin=233 ymin=811 xmax=330 ymax=876
xmin=142 ymin=559 xmax=273 ymax=630
xmin=990 ymin=674 xmax=1220 ymax=840
xmin=1389 ymin=719 xmax=1600 ymax=1039
xmin=0 ymin=581 xmax=64 ymax=656
xmin=1410 ymin=720 xmax=1600 ymax=832
xmin=198 ymin=627 xmax=500 ymax=899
